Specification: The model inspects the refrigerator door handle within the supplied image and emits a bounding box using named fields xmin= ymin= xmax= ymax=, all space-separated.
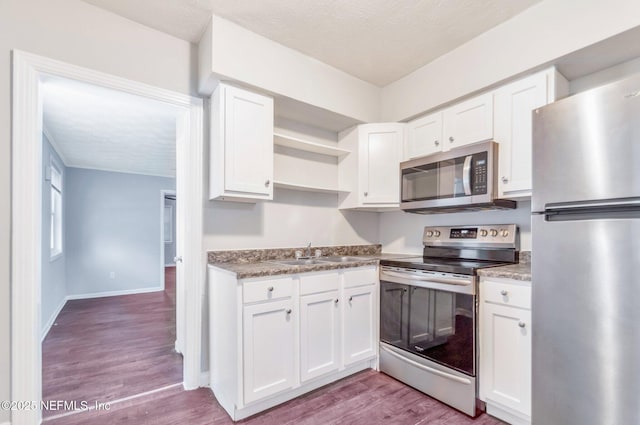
xmin=462 ymin=155 xmax=472 ymax=195
xmin=545 ymin=198 xmax=640 ymax=212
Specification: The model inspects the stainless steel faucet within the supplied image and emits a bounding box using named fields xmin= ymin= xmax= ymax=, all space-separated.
xmin=305 ymin=242 xmax=311 ymax=258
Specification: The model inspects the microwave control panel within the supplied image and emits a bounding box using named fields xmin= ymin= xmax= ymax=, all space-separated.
xmin=472 ymin=152 xmax=488 ymax=195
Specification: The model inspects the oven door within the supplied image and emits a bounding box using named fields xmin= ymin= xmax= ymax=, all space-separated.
xmin=400 ymin=141 xmax=497 ymax=211
xmin=379 ymin=267 xmax=476 ymax=376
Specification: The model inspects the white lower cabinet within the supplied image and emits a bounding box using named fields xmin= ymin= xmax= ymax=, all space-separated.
xmin=480 ymin=277 xmax=532 ymax=425
xmin=208 ymin=265 xmax=378 ymax=421
xmin=243 ymin=298 xmax=296 ymax=404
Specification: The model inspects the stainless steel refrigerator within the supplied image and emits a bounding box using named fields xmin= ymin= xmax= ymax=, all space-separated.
xmin=532 ymin=74 xmax=640 ymax=425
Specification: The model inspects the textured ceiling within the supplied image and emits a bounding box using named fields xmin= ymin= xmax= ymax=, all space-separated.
xmin=82 ymin=0 xmax=541 ymax=86
xmin=42 ymin=76 xmax=179 ymax=178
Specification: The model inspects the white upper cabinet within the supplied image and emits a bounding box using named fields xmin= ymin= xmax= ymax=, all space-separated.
xmin=494 ymin=68 xmax=568 ymax=199
xmin=210 ymin=83 xmax=274 ymax=201
xmin=338 ymin=123 xmax=404 ymax=210
xmin=405 ymin=111 xmax=443 ymax=160
xmin=442 ymin=92 xmax=494 ymax=151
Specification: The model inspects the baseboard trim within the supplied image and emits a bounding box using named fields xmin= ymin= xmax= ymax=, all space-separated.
xmin=41 ymin=296 xmax=68 ymax=341
xmin=164 ymin=263 xmax=175 ymax=267
xmin=67 ymin=286 xmax=163 ymax=300
xmin=199 ymin=371 xmax=210 ymax=388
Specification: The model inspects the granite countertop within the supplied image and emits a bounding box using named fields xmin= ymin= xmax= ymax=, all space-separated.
xmin=477 ymin=251 xmax=531 ymax=281
xmin=207 ymin=245 xmax=415 ymax=279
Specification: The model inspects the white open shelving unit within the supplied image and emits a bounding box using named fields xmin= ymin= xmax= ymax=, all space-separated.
xmin=273 ymin=126 xmax=350 ymax=195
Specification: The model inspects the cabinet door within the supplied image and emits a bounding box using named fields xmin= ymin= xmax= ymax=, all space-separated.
xmin=359 ymin=124 xmax=403 ymax=205
xmin=343 ymin=285 xmax=376 ymax=366
xmin=495 ymin=72 xmax=548 ymax=198
xmin=223 ymin=85 xmax=274 ymax=198
xmin=405 ymin=112 xmax=442 ymax=160
xmin=300 ymin=290 xmax=341 ymax=382
xmin=443 ymin=92 xmax=493 ymax=151
xmin=480 ymin=302 xmax=531 ymax=416
xmin=243 ymin=298 xmax=296 ymax=404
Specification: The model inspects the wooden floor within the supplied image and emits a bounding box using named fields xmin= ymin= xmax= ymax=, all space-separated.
xmin=43 ymin=267 xmax=504 ymax=425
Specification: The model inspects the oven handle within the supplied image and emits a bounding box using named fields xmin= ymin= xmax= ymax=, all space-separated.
xmin=462 ymin=155 xmax=472 ymax=195
xmin=381 ymin=270 xmax=472 ymax=286
xmin=380 ymin=345 xmax=472 ymax=385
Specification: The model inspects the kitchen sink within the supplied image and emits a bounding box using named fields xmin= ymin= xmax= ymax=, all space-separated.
xmin=319 ymin=256 xmax=370 ymax=263
xmin=270 ymin=258 xmax=326 ymax=266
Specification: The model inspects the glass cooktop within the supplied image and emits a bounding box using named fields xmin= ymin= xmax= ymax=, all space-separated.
xmin=380 ymin=256 xmax=513 ymax=276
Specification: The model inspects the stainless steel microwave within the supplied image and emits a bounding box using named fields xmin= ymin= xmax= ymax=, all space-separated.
xmin=399 ymin=141 xmax=516 ymax=214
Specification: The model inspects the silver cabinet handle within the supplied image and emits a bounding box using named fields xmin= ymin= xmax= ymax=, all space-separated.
xmin=449 ymin=136 xmax=454 ymax=143
xmin=518 ymin=321 xmax=526 ymax=328
xmin=349 ymin=296 xmax=353 ymax=302
xmin=335 ymin=299 xmax=339 ymax=304
xmin=286 ymin=309 xmax=292 ymax=315
xmin=265 ymin=179 xmax=271 ymax=187
xmin=500 ymin=290 xmax=508 ymax=296
xmin=364 ymin=192 xmax=368 ymax=197
xmin=173 ymin=256 xmax=183 ymax=263
xmin=434 ymin=140 xmax=439 ymax=146
xmin=267 ymin=286 xmax=274 ymax=292
xmin=462 ymin=155 xmax=472 ymax=195
xmin=502 ymin=176 xmax=509 ymax=184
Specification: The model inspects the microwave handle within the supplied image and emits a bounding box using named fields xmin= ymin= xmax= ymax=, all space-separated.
xmin=462 ymin=155 xmax=472 ymax=195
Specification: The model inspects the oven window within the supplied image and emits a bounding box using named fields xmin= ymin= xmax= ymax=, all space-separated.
xmin=401 ymin=157 xmax=467 ymax=202
xmin=380 ymin=281 xmax=475 ymax=376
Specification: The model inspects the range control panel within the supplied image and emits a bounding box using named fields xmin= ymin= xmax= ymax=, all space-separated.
xmin=423 ymin=224 xmax=517 ymax=248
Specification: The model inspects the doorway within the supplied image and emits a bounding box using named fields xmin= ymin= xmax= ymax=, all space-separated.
xmin=11 ymin=51 xmax=204 ymax=425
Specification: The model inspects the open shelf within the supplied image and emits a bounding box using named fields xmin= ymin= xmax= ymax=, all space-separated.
xmin=274 ymin=132 xmax=350 ymax=157
xmin=273 ymin=180 xmax=347 ymax=194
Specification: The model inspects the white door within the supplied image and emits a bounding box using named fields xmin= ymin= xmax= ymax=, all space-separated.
xmin=359 ymin=124 xmax=403 ymax=205
xmin=343 ymin=285 xmax=376 ymax=366
xmin=405 ymin=112 xmax=442 ymax=159
xmin=443 ymin=92 xmax=493 ymax=151
xmin=300 ymin=290 xmax=341 ymax=382
xmin=480 ymin=303 xmax=531 ymax=416
xmin=224 ymin=85 xmax=274 ymax=197
xmin=495 ymin=72 xmax=548 ymax=198
xmin=243 ymin=298 xmax=296 ymax=404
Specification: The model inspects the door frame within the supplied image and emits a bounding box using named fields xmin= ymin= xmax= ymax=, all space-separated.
xmin=11 ymin=50 xmax=204 ymax=425
xmin=160 ymin=189 xmax=177 ymax=290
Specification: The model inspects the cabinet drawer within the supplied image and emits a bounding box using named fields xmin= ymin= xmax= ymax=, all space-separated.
xmin=343 ymin=266 xmax=378 ymax=288
xmin=300 ymin=271 xmax=340 ymax=295
xmin=482 ymin=280 xmax=531 ymax=309
xmin=243 ymin=276 xmax=294 ymax=304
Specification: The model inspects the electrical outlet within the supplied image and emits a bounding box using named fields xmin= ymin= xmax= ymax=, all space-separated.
xmin=109 ymin=272 xmax=115 ymax=279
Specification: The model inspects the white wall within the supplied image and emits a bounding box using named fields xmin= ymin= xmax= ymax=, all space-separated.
xmin=379 ymin=202 xmax=532 ymax=255
xmin=381 ymin=0 xmax=640 ymax=122
xmin=65 ymin=168 xmax=175 ymax=297
xmin=0 ymin=1 xmax=195 ymax=415
xmin=199 ymin=15 xmax=380 ymax=124
xmin=203 ymin=189 xmax=380 ymax=250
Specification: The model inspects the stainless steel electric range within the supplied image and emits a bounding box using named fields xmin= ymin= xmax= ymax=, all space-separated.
xmin=379 ymin=224 xmax=519 ymax=417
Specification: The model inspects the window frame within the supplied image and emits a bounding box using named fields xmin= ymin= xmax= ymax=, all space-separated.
xmin=49 ymin=158 xmax=63 ymax=261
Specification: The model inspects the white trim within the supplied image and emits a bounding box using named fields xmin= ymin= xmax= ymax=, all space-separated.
xmin=165 ymin=263 xmax=176 ymax=267
xmin=42 ymin=124 xmax=69 ymax=166
xmin=199 ymin=371 xmax=210 ymax=388
xmin=67 ymin=287 xmax=164 ymax=300
xmin=62 ymin=163 xmax=176 ymax=179
xmin=11 ymin=50 xmax=204 ymax=425
xmin=40 ymin=296 xmax=68 ymax=342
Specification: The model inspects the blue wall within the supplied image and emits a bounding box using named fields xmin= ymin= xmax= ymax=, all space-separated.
xmin=65 ymin=168 xmax=175 ymax=297
xmin=41 ymin=135 xmax=68 ymax=335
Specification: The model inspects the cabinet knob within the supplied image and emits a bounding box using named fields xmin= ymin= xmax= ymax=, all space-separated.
xmin=518 ymin=321 xmax=526 ymax=328
xmin=434 ymin=140 xmax=439 ymax=146
xmin=265 ymin=179 xmax=271 ymax=187
xmin=286 ymin=309 xmax=292 ymax=315
xmin=449 ymin=136 xmax=454 ymax=143
xmin=267 ymin=286 xmax=274 ymax=292
xmin=500 ymin=290 xmax=508 ymax=296
xmin=364 ymin=192 xmax=368 ymax=197
xmin=502 ymin=176 xmax=509 ymax=184
xmin=349 ymin=296 xmax=353 ymax=302
xmin=335 ymin=299 xmax=339 ymax=304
